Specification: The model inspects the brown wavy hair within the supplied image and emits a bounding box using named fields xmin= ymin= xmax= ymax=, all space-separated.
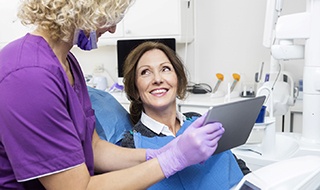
xmin=123 ymin=41 xmax=188 ymax=124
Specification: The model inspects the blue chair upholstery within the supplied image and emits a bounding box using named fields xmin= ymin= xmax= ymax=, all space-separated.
xmin=87 ymin=87 xmax=132 ymax=144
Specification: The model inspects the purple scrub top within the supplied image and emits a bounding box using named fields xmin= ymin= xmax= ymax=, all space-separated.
xmin=0 ymin=34 xmax=95 ymax=189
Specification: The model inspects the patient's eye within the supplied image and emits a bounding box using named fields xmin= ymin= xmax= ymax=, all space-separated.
xmin=162 ymin=65 xmax=174 ymax=73
xmin=163 ymin=66 xmax=170 ymax=72
xmin=141 ymin=69 xmax=150 ymax=76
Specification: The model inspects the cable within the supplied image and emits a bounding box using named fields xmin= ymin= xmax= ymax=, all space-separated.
xmin=264 ymin=61 xmax=282 ymax=104
xmin=187 ymin=82 xmax=212 ymax=94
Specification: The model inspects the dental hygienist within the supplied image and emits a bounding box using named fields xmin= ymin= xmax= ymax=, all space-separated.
xmin=0 ymin=0 xmax=225 ymax=189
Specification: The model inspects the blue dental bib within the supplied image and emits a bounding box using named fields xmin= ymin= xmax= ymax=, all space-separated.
xmin=134 ymin=119 xmax=243 ymax=190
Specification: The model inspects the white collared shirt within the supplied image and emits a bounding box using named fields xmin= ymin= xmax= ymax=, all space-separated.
xmin=140 ymin=111 xmax=186 ymax=137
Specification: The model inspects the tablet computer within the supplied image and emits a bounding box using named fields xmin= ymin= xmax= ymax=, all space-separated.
xmin=204 ymin=96 xmax=266 ymax=154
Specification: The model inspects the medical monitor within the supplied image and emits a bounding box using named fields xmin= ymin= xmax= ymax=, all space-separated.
xmin=116 ymin=38 xmax=176 ymax=85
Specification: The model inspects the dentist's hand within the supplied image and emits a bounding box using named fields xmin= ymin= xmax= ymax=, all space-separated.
xmin=151 ymin=115 xmax=224 ymax=178
xmin=146 ymin=135 xmax=181 ymax=160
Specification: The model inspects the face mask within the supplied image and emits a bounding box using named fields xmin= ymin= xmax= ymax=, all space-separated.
xmin=73 ymin=29 xmax=98 ymax=51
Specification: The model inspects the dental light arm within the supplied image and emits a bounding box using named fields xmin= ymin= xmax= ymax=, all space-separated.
xmin=263 ymin=0 xmax=306 ymax=61
xmin=263 ymin=0 xmax=283 ymax=48
xmin=264 ymin=0 xmax=308 ymax=61
xmin=261 ymin=0 xmax=296 ymax=117
xmin=271 ymin=11 xmax=309 ymax=60
xmin=264 ymin=0 xmax=320 ymax=143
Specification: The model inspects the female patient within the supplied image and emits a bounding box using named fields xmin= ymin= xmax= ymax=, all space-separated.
xmin=121 ymin=41 xmax=246 ymax=189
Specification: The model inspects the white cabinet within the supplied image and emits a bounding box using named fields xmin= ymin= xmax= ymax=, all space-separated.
xmin=0 ymin=0 xmax=32 ymax=48
xmin=99 ymin=0 xmax=194 ymax=46
xmin=178 ymin=94 xmax=243 ymax=115
xmin=0 ymin=0 xmax=193 ymax=48
xmin=111 ymin=92 xmax=225 ymax=114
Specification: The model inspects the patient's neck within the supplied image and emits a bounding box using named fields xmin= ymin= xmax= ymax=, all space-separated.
xmin=144 ymin=106 xmax=181 ymax=135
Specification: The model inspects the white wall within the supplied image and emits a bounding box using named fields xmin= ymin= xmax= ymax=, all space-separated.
xmin=72 ymin=0 xmax=306 ymax=91
xmin=193 ymin=0 xmax=306 ymax=92
xmin=71 ymin=43 xmax=192 ymax=86
xmin=194 ymin=0 xmax=269 ymax=89
xmin=71 ymin=46 xmax=118 ymax=85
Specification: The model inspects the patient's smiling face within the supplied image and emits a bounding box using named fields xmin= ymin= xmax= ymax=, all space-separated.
xmin=135 ymin=49 xmax=178 ymax=113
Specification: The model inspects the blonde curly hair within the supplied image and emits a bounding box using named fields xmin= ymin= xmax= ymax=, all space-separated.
xmin=17 ymin=0 xmax=133 ymax=42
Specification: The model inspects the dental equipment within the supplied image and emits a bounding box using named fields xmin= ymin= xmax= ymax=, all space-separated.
xmin=230 ymin=73 xmax=240 ymax=92
xmin=109 ymin=82 xmax=124 ymax=92
xmin=212 ymin=73 xmax=224 ymax=93
xmin=255 ymin=62 xmax=265 ymax=83
xmin=223 ymin=82 xmax=234 ymax=103
xmin=233 ymin=155 xmax=320 ymax=190
xmin=265 ymin=0 xmax=320 ymax=143
xmin=233 ymin=0 xmax=320 ymax=174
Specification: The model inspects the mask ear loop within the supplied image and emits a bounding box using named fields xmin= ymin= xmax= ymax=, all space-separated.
xmin=89 ymin=31 xmax=98 ymax=49
xmin=73 ymin=29 xmax=81 ymax=45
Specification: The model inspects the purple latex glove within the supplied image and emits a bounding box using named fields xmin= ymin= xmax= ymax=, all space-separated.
xmin=146 ymin=135 xmax=181 ymax=160
xmin=156 ymin=116 xmax=224 ymax=178
xmin=146 ymin=112 xmax=208 ymax=160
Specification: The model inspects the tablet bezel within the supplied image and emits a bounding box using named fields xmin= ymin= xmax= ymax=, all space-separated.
xmin=204 ymin=96 xmax=266 ymax=154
